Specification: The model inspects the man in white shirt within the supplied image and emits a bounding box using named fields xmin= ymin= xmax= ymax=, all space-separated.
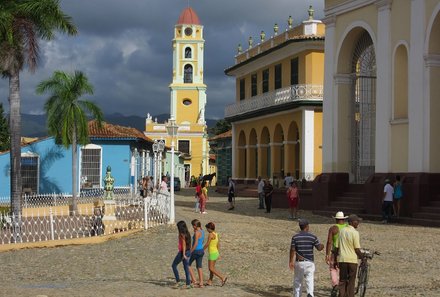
xmin=382 ymin=179 xmax=394 ymax=223
xmin=284 ymin=172 xmax=294 ymax=188
xmin=257 ymin=176 xmax=265 ymax=209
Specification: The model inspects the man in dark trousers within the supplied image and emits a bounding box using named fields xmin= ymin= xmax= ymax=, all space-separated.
xmin=289 ymin=219 xmax=324 ymax=297
xmin=263 ymin=179 xmax=274 ymax=213
xmin=335 ymin=214 xmax=363 ymax=297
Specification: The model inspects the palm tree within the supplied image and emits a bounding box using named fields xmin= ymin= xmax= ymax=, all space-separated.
xmin=37 ymin=70 xmax=103 ymax=213
xmin=0 ymin=0 xmax=77 ymax=224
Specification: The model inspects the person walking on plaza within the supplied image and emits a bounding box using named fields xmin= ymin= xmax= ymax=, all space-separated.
xmin=289 ymin=219 xmax=324 ymax=297
xmin=393 ymin=175 xmax=403 ymax=217
xmin=257 ymin=176 xmax=265 ymax=209
xmin=188 ymin=219 xmax=205 ymax=287
xmin=287 ymin=181 xmax=300 ymax=219
xmin=199 ymin=181 xmax=208 ymax=214
xmin=382 ymin=179 xmax=394 ymax=223
xmin=263 ymin=179 xmax=274 ymax=213
xmin=325 ymin=211 xmax=348 ymax=297
xmin=227 ymin=177 xmax=236 ymax=210
xmin=203 ymin=222 xmax=228 ymax=287
xmin=335 ymin=214 xmax=363 ymax=297
xmin=284 ymin=172 xmax=294 ymax=187
xmin=171 ymin=221 xmax=192 ymax=289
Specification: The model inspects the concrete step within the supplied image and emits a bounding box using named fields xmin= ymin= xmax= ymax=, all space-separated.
xmin=326 ymin=206 xmax=366 ymax=214
xmin=331 ymin=201 xmax=364 ymax=208
xmin=334 ymin=196 xmax=364 ymax=203
xmin=339 ymin=192 xmax=365 ymax=198
xmin=419 ymin=206 xmax=440 ymax=214
xmin=430 ymin=201 xmax=440 ymax=207
xmin=412 ymin=212 xmax=440 ymax=221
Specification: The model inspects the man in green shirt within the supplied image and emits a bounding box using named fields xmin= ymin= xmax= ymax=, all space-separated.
xmin=335 ymin=214 xmax=363 ymax=297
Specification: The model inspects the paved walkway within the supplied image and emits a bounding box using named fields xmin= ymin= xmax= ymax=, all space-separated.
xmin=0 ymin=188 xmax=439 ymax=296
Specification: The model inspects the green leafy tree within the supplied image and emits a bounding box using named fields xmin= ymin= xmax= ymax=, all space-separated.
xmin=0 ymin=0 xmax=77 ymax=222
xmin=0 ymin=103 xmax=10 ymax=151
xmin=209 ymin=119 xmax=231 ymax=136
xmin=37 ymin=70 xmax=103 ymax=213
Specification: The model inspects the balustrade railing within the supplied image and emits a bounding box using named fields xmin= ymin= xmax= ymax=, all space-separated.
xmin=0 ymin=189 xmax=172 ymax=245
xmin=225 ymin=84 xmax=323 ymax=118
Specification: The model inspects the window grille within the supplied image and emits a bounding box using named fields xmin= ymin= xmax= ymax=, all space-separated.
xmin=291 ymin=58 xmax=299 ymax=85
xmin=240 ymin=78 xmax=246 ymax=100
xmin=184 ymin=64 xmax=193 ymax=83
xmin=178 ymin=140 xmax=190 ymax=154
xmin=251 ymin=74 xmax=258 ymax=97
xmin=275 ymin=64 xmax=282 ymax=90
xmin=21 ymin=155 xmax=39 ymax=194
xmin=81 ymin=147 xmax=101 ymax=189
xmin=185 ymin=47 xmax=192 ymax=59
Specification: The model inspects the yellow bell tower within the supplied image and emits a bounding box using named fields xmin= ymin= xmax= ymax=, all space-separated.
xmin=145 ymin=6 xmax=209 ymax=184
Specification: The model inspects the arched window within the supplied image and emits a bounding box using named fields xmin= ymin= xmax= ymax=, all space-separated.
xmin=184 ymin=64 xmax=193 ymax=83
xmin=185 ymin=47 xmax=192 ymax=59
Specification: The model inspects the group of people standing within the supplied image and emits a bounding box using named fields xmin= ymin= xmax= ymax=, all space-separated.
xmin=194 ymin=179 xmax=209 ymax=214
xmin=382 ymin=175 xmax=403 ymax=223
xmin=289 ymin=211 xmax=364 ymax=297
xmin=171 ymin=219 xmax=228 ymax=289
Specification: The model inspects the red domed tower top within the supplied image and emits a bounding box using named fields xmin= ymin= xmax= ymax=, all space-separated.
xmin=176 ymin=7 xmax=201 ymax=25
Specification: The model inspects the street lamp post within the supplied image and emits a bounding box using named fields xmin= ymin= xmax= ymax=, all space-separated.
xmin=152 ymin=139 xmax=165 ymax=188
xmin=166 ymin=118 xmax=179 ymax=224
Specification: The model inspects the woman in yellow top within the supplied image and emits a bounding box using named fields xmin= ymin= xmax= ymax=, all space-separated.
xmin=203 ymin=222 xmax=227 ymax=286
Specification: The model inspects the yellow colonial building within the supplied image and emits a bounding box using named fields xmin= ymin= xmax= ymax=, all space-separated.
xmin=225 ymin=7 xmax=325 ymax=185
xmin=145 ymin=6 xmax=209 ymax=183
xmin=315 ymin=0 xmax=440 ymax=220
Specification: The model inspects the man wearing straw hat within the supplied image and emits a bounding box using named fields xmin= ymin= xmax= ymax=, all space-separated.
xmin=325 ymin=211 xmax=348 ymax=297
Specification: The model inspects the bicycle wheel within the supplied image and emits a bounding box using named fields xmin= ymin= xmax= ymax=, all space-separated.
xmin=357 ymin=264 xmax=369 ymax=297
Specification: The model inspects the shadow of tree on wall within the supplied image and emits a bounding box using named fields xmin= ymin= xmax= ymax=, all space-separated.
xmin=3 ymin=144 xmax=65 ymax=194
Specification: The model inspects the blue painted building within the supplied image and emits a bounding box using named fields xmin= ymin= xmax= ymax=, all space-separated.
xmin=0 ymin=121 xmax=160 ymax=197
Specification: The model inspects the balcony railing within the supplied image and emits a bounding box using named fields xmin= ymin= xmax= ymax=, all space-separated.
xmin=225 ymin=84 xmax=323 ymax=118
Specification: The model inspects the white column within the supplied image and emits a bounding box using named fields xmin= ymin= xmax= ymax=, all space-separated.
xmin=170 ymin=90 xmax=177 ymax=121
xmin=375 ymin=0 xmax=393 ymax=172
xmin=322 ymin=16 xmax=336 ymax=172
xmin=302 ymin=109 xmax=314 ymax=180
xmin=232 ymin=123 xmax=236 ymax=178
xmin=170 ymin=140 xmax=175 ymax=224
xmin=408 ymin=0 xmax=426 ymax=171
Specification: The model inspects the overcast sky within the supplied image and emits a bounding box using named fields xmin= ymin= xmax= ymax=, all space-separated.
xmin=0 ymin=0 xmax=324 ymax=120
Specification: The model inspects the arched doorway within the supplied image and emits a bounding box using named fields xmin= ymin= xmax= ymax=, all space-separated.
xmin=238 ymin=130 xmax=246 ymax=178
xmin=428 ymin=11 xmax=440 ymax=171
xmin=259 ymin=127 xmax=270 ymax=178
xmin=350 ymin=31 xmax=377 ymax=183
xmin=287 ymin=121 xmax=300 ymax=179
xmin=249 ymin=129 xmax=258 ymax=178
xmin=273 ymin=124 xmax=284 ymax=178
xmin=391 ymin=44 xmax=409 ymax=172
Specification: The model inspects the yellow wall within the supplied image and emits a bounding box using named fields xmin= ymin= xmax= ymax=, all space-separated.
xmin=314 ymin=111 xmax=323 ymax=174
xmin=235 ymin=51 xmax=325 ymax=101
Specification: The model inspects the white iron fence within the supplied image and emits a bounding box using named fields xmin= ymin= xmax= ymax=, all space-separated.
xmin=0 ymin=189 xmax=172 ymax=245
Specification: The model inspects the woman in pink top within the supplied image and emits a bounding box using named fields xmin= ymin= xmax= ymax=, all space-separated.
xmin=286 ymin=181 xmax=300 ymax=219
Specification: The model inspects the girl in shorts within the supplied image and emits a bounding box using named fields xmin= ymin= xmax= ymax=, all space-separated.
xmin=203 ymin=222 xmax=228 ymax=286
xmin=188 ymin=219 xmax=205 ymax=287
xmin=171 ymin=221 xmax=192 ymax=288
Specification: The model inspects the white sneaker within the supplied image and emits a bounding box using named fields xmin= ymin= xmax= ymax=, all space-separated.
xmin=202 ymin=211 xmax=207 ymax=214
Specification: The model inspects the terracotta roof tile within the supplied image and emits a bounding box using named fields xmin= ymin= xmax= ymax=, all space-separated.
xmin=88 ymin=120 xmax=153 ymax=143
xmin=177 ymin=7 xmax=201 ymax=25
xmin=209 ymin=130 xmax=232 ymax=141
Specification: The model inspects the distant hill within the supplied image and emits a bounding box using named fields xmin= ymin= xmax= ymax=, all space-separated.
xmin=20 ymin=113 xmax=219 ymax=137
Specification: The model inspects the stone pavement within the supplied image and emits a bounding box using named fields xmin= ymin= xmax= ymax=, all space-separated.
xmin=0 ymin=188 xmax=439 ymax=297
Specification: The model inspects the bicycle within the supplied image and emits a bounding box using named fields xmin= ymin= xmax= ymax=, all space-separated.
xmin=356 ymin=248 xmax=380 ymax=297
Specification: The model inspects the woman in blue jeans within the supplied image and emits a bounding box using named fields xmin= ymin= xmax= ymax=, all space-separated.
xmin=188 ymin=219 xmax=205 ymax=287
xmin=171 ymin=221 xmax=192 ymax=288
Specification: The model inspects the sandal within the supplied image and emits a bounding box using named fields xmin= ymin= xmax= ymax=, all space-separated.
xmin=221 ymin=277 xmax=228 ymax=287
xmin=204 ymin=282 xmax=212 ymax=286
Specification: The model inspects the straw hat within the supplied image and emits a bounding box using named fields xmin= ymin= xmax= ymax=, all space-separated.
xmin=333 ymin=211 xmax=348 ymax=220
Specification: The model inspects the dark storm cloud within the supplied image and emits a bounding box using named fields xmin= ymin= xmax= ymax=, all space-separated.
xmin=0 ymin=0 xmax=325 ymax=119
